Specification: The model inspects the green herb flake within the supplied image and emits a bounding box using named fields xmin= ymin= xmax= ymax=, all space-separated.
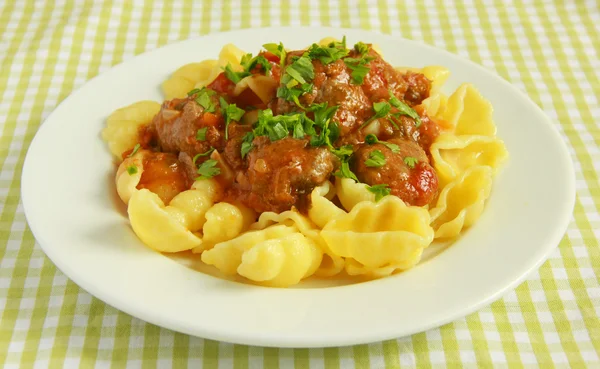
xmin=240 ymin=132 xmax=254 ymax=158
xmin=220 ymin=97 xmax=245 ymax=139
xmin=241 ymin=54 xmax=272 ymax=74
xmin=196 ymin=127 xmax=208 ymax=141
xmin=344 ymin=55 xmax=374 ymax=85
xmin=128 ymin=144 xmax=141 ymax=157
xmin=365 ymin=150 xmax=386 ymax=167
xmin=361 ymin=100 xmax=392 ymax=128
xmin=126 ymin=165 xmax=138 ymax=175
xmin=187 ymin=88 xmax=201 ymax=97
xmin=263 ymin=42 xmax=287 ymax=69
xmin=223 ymin=63 xmax=251 ymax=84
xmin=330 ymin=145 xmax=353 ymax=159
xmin=364 ymin=134 xmax=400 ymax=153
xmin=192 ymin=148 xmax=215 ymax=165
xmin=404 ymin=156 xmax=418 ymax=169
xmin=196 ymin=159 xmax=220 ymax=180
xmin=389 ymin=90 xmax=422 ymax=127
xmin=334 ymin=161 xmax=359 ymax=182
xmin=354 ymin=41 xmax=369 ymax=55
xmin=195 ymin=88 xmax=216 ymax=113
xmin=307 ymin=41 xmax=349 ymax=65
xmin=367 ymin=184 xmax=391 ymax=201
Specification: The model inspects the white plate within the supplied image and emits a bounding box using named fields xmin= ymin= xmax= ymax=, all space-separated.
xmin=21 ymin=27 xmax=575 ymax=348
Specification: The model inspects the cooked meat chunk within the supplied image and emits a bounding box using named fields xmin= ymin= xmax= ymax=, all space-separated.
xmin=229 ymin=137 xmax=336 ymax=213
xmin=352 ymin=139 xmax=438 ymax=206
xmin=137 ymin=152 xmax=191 ymax=204
xmin=152 ymin=94 xmax=225 ymax=157
xmin=402 ymin=72 xmax=431 ymax=106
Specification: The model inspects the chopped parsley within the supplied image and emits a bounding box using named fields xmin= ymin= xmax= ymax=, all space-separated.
xmin=196 ymin=159 xmax=220 ymax=180
xmin=223 ymin=63 xmax=251 ymax=84
xmin=361 ymin=101 xmax=392 ymax=128
xmin=404 ymin=156 xmax=419 ymax=169
xmin=364 ymin=134 xmax=400 ymax=153
xmin=330 ymin=144 xmax=353 ymax=158
xmin=128 ymin=143 xmax=141 ymax=157
xmin=367 ymin=184 xmax=391 ymax=201
xmin=307 ymin=38 xmax=349 ymax=64
xmin=187 ymin=88 xmax=201 ymax=96
xmin=240 ymin=132 xmax=254 ymax=158
xmin=192 ymin=148 xmax=215 ymax=165
xmin=344 ymin=54 xmax=374 ymax=85
xmin=263 ymin=42 xmax=287 ymax=69
xmin=334 ymin=161 xmax=359 ymax=182
xmin=389 ymin=91 xmax=422 ymax=127
xmin=306 ymin=103 xmax=339 ymax=148
xmin=253 ymin=109 xmax=306 ymax=142
xmin=196 ymin=127 xmax=208 ymax=141
xmin=354 ymin=41 xmax=369 ymax=55
xmin=194 ymin=88 xmax=216 ymax=113
xmin=220 ymin=97 xmax=245 ymax=139
xmin=126 ymin=165 xmax=138 ymax=175
xmin=277 ymin=55 xmax=315 ymax=108
xmin=365 ymin=150 xmax=386 ymax=167
xmin=240 ymin=53 xmax=272 ymax=74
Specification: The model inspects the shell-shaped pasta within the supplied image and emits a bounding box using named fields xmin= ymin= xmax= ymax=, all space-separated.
xmin=344 ymin=253 xmax=423 ymax=278
xmin=128 ymin=189 xmax=213 ymax=252
xmin=202 ymin=224 xmax=323 ymax=287
xmin=115 ymin=150 xmax=145 ymax=204
xmin=194 ymin=44 xmax=247 ymax=89
xmin=308 ymin=181 xmax=345 ymax=228
xmin=101 ymin=101 xmax=160 ymax=159
xmin=430 ymin=133 xmax=509 ymax=185
xmin=421 ymin=66 xmax=450 ymax=93
xmin=191 ymin=178 xmax=223 ymax=202
xmin=199 ymin=202 xmax=256 ymax=249
xmin=237 ymin=233 xmax=323 ymax=287
xmin=335 ymin=177 xmax=376 ymax=211
xmin=162 ymin=60 xmax=218 ymax=99
xmin=250 ymin=210 xmax=345 ymax=277
xmin=201 ymin=224 xmax=297 ymax=274
xmin=233 ymin=75 xmax=279 ymax=104
xmin=429 ymin=166 xmax=494 ymax=239
xmin=440 ymin=83 xmax=496 ymax=137
xmin=421 ymin=92 xmax=448 ymax=118
xmin=321 ymin=196 xmax=434 ymax=268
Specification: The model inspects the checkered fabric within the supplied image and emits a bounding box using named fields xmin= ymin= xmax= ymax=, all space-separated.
xmin=1 ymin=1 xmax=599 ymax=368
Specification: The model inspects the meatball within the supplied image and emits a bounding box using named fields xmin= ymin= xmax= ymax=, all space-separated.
xmin=152 ymin=94 xmax=225 ymax=157
xmin=352 ymin=139 xmax=438 ymax=206
xmin=222 ymin=123 xmax=252 ymax=170
xmin=230 ymin=137 xmax=336 ymax=213
xmin=401 ymin=72 xmax=431 ymax=106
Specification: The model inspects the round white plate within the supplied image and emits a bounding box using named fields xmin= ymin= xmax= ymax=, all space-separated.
xmin=21 ymin=27 xmax=575 ymax=348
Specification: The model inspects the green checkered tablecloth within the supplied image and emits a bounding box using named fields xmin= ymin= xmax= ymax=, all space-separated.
xmin=1 ymin=0 xmax=598 ymax=367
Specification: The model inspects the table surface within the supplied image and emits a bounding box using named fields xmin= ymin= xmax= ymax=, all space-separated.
xmin=1 ymin=1 xmax=599 ymax=368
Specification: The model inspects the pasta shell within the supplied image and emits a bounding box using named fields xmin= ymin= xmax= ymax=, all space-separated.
xmin=335 ymin=177 xmax=376 ymax=212
xmin=440 ymin=83 xmax=496 ymax=137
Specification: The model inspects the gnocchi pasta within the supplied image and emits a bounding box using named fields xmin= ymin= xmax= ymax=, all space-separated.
xmin=103 ymin=38 xmax=507 ymax=287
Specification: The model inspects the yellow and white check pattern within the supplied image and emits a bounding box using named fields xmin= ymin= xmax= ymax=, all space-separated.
xmin=1 ymin=1 xmax=599 ymax=367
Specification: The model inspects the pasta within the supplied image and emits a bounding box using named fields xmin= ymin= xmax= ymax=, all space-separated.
xmin=102 ymin=101 xmax=160 ymax=158
xmin=103 ymin=37 xmax=508 ymax=287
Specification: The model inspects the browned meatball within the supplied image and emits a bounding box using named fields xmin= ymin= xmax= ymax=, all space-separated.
xmin=401 ymin=72 xmax=431 ymax=106
xmin=228 ymin=137 xmax=336 ymax=213
xmin=152 ymin=94 xmax=225 ymax=157
xmin=222 ymin=123 xmax=252 ymax=170
xmin=359 ymin=48 xmax=410 ymax=103
xmin=352 ymin=139 xmax=438 ymax=206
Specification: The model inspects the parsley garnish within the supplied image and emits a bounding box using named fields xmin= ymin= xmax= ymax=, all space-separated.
xmin=364 ymin=134 xmax=400 ymax=153
xmin=389 ymin=91 xmax=422 ymax=127
xmin=263 ymin=42 xmax=287 ymax=69
xmin=196 ymin=127 xmax=207 ymax=141
xmin=126 ymin=165 xmax=138 ymax=175
xmin=220 ymin=97 xmax=245 ymax=140
xmin=334 ymin=161 xmax=359 ymax=182
xmin=223 ymin=63 xmax=251 ymax=84
xmin=307 ymin=39 xmax=349 ymax=65
xmin=306 ymin=103 xmax=340 ymax=148
xmin=192 ymin=148 xmax=215 ymax=165
xmin=365 ymin=150 xmax=386 ymax=167
xmin=344 ymin=55 xmax=374 ymax=85
xmin=241 ymin=53 xmax=272 ymax=74
xmin=354 ymin=41 xmax=369 ymax=55
xmin=277 ymin=55 xmax=315 ymax=108
xmin=330 ymin=145 xmax=353 ymax=158
xmin=128 ymin=144 xmax=141 ymax=157
xmin=240 ymin=132 xmax=254 ymax=158
xmin=404 ymin=156 xmax=418 ymax=169
xmin=195 ymin=88 xmax=216 ymax=113
xmin=196 ymin=159 xmax=220 ymax=180
xmin=187 ymin=88 xmax=201 ymax=97
xmin=361 ymin=101 xmax=392 ymax=128
xmin=253 ymin=109 xmax=307 ymax=142
xmin=367 ymin=184 xmax=391 ymax=201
